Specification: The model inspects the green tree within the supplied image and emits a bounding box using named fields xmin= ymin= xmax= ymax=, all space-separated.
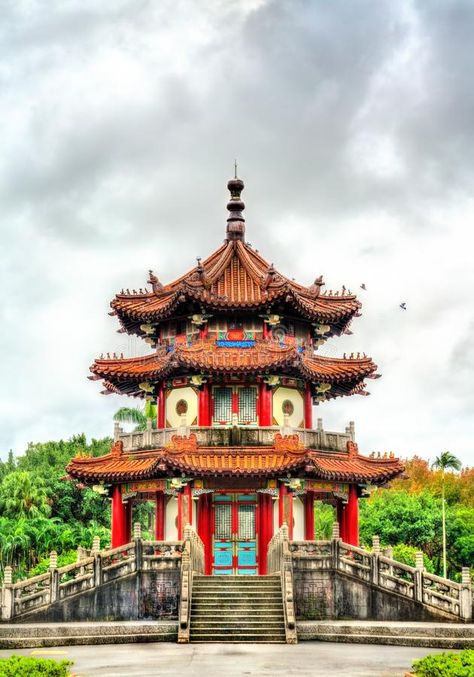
xmin=0 ymin=471 xmax=50 ymax=519
xmin=432 ymin=451 xmax=462 ymax=578
xmin=113 ymin=401 xmax=156 ymax=431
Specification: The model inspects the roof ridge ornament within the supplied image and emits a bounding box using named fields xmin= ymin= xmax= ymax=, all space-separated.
xmin=226 ymin=172 xmax=245 ymax=242
xmin=308 ymin=275 xmax=325 ymax=297
xmin=148 ymin=270 xmax=164 ymax=295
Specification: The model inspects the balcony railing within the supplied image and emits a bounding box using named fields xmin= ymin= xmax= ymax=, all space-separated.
xmin=114 ymin=419 xmax=355 ymax=453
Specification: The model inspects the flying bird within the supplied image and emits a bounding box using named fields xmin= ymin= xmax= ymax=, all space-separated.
xmin=399 ymin=302 xmax=407 ymax=310
xmin=360 ymin=283 xmax=366 ymax=290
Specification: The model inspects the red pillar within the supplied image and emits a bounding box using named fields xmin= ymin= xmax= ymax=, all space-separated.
xmin=198 ymin=384 xmax=211 ymax=426
xmin=258 ymin=493 xmax=274 ymax=574
xmin=124 ymin=501 xmax=132 ymax=542
xmin=157 ymin=383 xmax=166 ymax=429
xmin=178 ymin=484 xmax=193 ymax=540
xmin=155 ymin=491 xmax=165 ymax=540
xmin=304 ymin=491 xmax=315 ymax=540
xmin=337 ymin=498 xmax=346 ymax=542
xmin=278 ymin=482 xmax=287 ymax=527
xmin=346 ymin=485 xmax=359 ymax=546
xmin=278 ymin=482 xmax=293 ymax=539
xmin=198 ymin=494 xmax=212 ymax=575
xmin=258 ymin=382 xmax=272 ymax=426
xmin=263 ymin=322 xmax=271 ymax=339
xmin=111 ymin=485 xmax=128 ymax=548
xmin=304 ymin=382 xmax=313 ymax=429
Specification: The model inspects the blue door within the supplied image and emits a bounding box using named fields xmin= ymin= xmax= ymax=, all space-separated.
xmin=212 ymin=493 xmax=257 ymax=575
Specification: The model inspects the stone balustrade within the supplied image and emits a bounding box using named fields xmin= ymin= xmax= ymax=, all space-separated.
xmin=1 ymin=527 xmax=185 ymax=622
xmin=267 ymin=524 xmax=298 ymax=644
xmin=114 ymin=419 xmax=355 ymax=452
xmin=288 ymin=533 xmax=472 ymax=623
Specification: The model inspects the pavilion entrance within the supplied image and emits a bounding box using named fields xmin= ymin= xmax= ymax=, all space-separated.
xmin=212 ymin=492 xmax=257 ymax=575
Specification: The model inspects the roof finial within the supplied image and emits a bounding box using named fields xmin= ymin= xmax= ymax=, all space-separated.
xmin=226 ymin=171 xmax=245 ymax=242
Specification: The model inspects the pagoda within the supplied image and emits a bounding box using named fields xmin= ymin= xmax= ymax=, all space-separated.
xmin=67 ymin=175 xmax=404 ymax=576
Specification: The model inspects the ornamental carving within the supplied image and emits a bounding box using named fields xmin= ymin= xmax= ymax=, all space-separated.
xmin=167 ymin=433 xmax=198 ymax=454
xmin=347 ymin=440 xmax=359 ymax=458
xmin=274 ymin=433 xmax=304 ymax=452
xmin=111 ymin=440 xmax=124 ymax=458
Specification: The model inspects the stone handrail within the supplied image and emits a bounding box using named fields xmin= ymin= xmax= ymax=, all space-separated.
xmin=177 ymin=525 xmax=205 ymax=644
xmin=288 ymin=529 xmax=472 ymax=622
xmin=115 ymin=422 xmax=354 ymax=452
xmin=1 ymin=526 xmax=184 ymax=622
xmin=267 ymin=524 xmax=298 ymax=644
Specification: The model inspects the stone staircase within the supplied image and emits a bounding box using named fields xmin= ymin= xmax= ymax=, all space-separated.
xmin=190 ymin=575 xmax=287 ymax=643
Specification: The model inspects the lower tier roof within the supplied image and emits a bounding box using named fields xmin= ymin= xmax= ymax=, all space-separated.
xmin=66 ymin=434 xmax=403 ymax=485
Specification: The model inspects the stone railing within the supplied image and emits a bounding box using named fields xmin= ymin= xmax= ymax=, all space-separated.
xmin=288 ymin=527 xmax=472 ymax=622
xmin=267 ymin=524 xmax=298 ymax=644
xmin=177 ymin=525 xmax=205 ymax=643
xmin=115 ymin=418 xmax=354 ymax=452
xmin=0 ymin=525 xmax=183 ymax=622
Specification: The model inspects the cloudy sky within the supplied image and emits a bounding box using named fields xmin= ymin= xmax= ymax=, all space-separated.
xmin=1 ymin=0 xmax=473 ymax=465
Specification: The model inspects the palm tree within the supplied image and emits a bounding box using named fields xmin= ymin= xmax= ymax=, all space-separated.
xmin=113 ymin=400 xmax=157 ymax=431
xmin=432 ymin=451 xmax=462 ymax=578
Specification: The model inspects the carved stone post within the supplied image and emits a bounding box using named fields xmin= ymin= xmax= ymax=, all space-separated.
xmin=49 ymin=551 xmax=59 ymax=604
xmin=414 ymin=551 xmax=424 ymax=603
xmin=461 ymin=567 xmax=472 ymax=622
xmin=371 ymin=537 xmax=380 ymax=587
xmin=134 ymin=523 xmax=143 ymax=572
xmin=2 ymin=566 xmax=14 ymax=620
xmin=331 ymin=522 xmax=340 ymax=570
xmin=91 ymin=536 xmax=101 ymax=553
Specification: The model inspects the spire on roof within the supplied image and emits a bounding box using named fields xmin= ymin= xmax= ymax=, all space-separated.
xmin=226 ymin=170 xmax=245 ymax=242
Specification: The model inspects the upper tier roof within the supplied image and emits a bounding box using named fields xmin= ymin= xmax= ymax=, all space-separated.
xmin=111 ymin=177 xmax=361 ymax=336
xmin=90 ymin=340 xmax=378 ymax=399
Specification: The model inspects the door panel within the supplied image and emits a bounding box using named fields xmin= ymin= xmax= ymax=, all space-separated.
xmin=212 ymin=493 xmax=257 ymax=575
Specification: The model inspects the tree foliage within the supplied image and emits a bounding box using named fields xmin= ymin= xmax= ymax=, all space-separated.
xmin=0 ymin=435 xmax=112 ymax=581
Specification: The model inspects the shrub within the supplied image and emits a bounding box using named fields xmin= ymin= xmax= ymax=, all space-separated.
xmin=412 ymin=649 xmax=474 ymax=676
xmin=0 ymin=655 xmax=73 ymax=676
xmin=392 ymin=544 xmax=434 ymax=573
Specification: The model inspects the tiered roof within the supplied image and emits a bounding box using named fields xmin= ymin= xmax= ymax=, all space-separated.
xmin=111 ymin=239 xmax=361 ymax=337
xmin=67 ymin=436 xmax=403 ymax=484
xmin=90 ymin=340 xmax=378 ymax=398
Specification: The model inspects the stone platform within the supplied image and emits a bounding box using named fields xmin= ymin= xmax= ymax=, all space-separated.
xmin=1 ymin=620 xmax=473 ymax=650
xmin=297 ymin=620 xmax=474 ymax=649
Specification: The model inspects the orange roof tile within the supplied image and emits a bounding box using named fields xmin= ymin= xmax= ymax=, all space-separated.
xmin=90 ymin=340 xmax=378 ymax=398
xmin=111 ymin=240 xmax=360 ymax=335
xmin=66 ymin=439 xmax=403 ymax=484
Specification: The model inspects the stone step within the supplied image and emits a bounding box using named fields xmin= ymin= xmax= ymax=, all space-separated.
xmin=191 ymin=601 xmax=283 ymax=614
xmin=191 ymin=612 xmax=283 ymax=619
xmin=190 ymin=633 xmax=286 ymax=643
xmin=193 ymin=583 xmax=281 ymax=593
xmin=191 ymin=622 xmax=285 ymax=629
xmin=192 ymin=590 xmax=281 ymax=603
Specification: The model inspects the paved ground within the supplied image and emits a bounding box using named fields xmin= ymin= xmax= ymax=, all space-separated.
xmin=0 ymin=641 xmax=444 ymax=676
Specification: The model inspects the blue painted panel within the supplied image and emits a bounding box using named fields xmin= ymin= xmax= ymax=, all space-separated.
xmin=214 ymin=494 xmax=232 ymax=502
xmin=238 ymin=546 xmax=256 ymax=567
xmin=214 ymin=569 xmax=234 ymax=575
xmin=239 ymin=569 xmax=257 ymax=575
xmin=237 ymin=494 xmax=256 ymax=502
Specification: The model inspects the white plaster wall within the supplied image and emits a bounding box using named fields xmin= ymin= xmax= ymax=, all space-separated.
xmin=293 ymin=496 xmax=305 ymax=540
xmin=165 ymin=386 xmax=198 ymax=427
xmin=165 ymin=496 xmax=178 ymax=540
xmin=272 ymin=386 xmax=304 ymax=427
